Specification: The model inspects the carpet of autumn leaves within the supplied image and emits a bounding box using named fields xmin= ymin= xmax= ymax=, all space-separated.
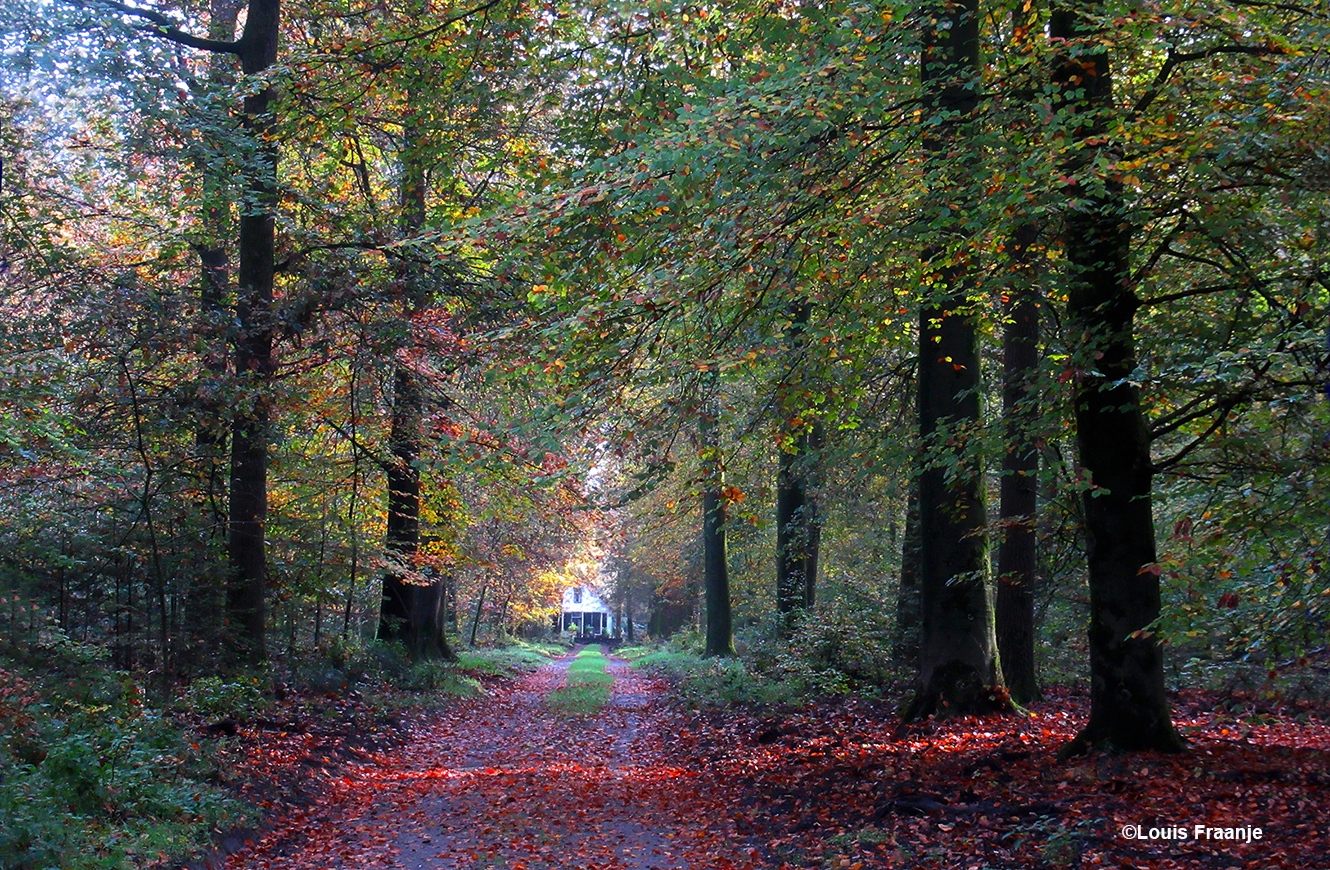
xmin=690 ymin=687 xmax=1330 ymax=869
xmin=197 ymin=652 xmax=1330 ymax=870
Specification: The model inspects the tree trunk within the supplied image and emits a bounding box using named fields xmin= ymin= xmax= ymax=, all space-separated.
xmin=996 ymin=221 xmax=1042 ymax=705
xmin=803 ymin=420 xmax=823 ymax=608
xmin=902 ymin=0 xmax=1009 ymax=723
xmin=374 ymin=104 xmax=455 ymax=661
xmin=224 ymin=0 xmax=281 ymax=666
xmin=701 ymin=369 xmax=733 ymax=657
xmin=377 ymin=365 xmax=452 ymax=659
xmin=185 ymin=0 xmax=241 ymax=671
xmin=1051 ymin=4 xmax=1184 ymax=755
xmin=469 ymin=581 xmax=487 ymax=647
xmin=776 ymin=302 xmax=820 ymax=618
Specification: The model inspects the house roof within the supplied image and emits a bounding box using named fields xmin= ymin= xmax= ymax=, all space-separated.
xmin=561 ymin=585 xmax=612 ymax=613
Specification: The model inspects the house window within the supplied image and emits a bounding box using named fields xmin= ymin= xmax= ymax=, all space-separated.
xmin=573 ymin=587 xmax=583 ymax=604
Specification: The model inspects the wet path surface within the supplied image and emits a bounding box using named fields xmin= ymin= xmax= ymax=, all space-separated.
xmin=226 ymin=651 xmax=766 ymax=869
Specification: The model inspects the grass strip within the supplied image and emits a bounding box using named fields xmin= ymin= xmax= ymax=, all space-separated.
xmin=546 ymin=648 xmax=614 ymax=716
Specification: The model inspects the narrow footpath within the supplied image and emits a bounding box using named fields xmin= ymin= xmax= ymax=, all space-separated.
xmin=222 ymin=651 xmax=769 ymax=870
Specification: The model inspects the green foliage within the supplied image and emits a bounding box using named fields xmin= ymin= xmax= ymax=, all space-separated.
xmin=397 ymin=660 xmax=483 ymax=698
xmin=0 ymin=648 xmax=250 ymax=870
xmin=180 ymin=675 xmax=271 ymax=720
xmin=635 ymin=644 xmax=853 ymax=709
xmin=455 ymin=642 xmax=560 ymax=676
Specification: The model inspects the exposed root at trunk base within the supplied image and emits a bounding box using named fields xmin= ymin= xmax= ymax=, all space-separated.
xmin=895 ymin=664 xmax=1019 ymax=738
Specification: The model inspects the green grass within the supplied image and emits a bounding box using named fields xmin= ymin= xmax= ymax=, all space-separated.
xmin=546 ymin=648 xmax=614 ymax=716
xmin=612 ymin=645 xmax=655 ymax=661
xmin=455 ymin=642 xmax=559 ymax=677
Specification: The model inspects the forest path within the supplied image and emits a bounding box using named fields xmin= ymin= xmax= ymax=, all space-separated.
xmin=223 ymin=649 xmax=769 ymax=869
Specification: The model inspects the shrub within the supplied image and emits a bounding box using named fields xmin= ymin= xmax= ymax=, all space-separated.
xmin=180 ymin=675 xmax=270 ymax=719
xmin=0 ymin=652 xmax=250 ymax=870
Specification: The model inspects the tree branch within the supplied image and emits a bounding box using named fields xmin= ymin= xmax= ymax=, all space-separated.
xmin=1138 ymin=281 xmax=1245 ymax=308
xmin=84 ymin=0 xmax=241 ymax=54
xmin=1133 ymin=44 xmax=1283 ymax=117
xmin=358 ymin=0 xmax=508 ymax=50
xmin=1153 ymin=392 xmax=1251 ymax=472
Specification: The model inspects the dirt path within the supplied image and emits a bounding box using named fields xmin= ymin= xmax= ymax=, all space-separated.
xmin=222 ymin=651 xmax=769 ymax=869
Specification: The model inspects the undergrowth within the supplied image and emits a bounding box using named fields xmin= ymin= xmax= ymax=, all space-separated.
xmin=0 ymin=639 xmax=251 ymax=870
xmin=0 ymin=633 xmax=560 ymax=869
xmin=634 ymin=601 xmax=905 ymax=708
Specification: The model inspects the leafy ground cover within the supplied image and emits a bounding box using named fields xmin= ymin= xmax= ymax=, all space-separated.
xmin=190 ymin=648 xmax=1330 ymax=870
xmin=687 ymin=687 xmax=1330 ymax=869
xmin=0 ymin=638 xmax=563 ymax=870
xmin=0 ymin=645 xmax=256 ymax=870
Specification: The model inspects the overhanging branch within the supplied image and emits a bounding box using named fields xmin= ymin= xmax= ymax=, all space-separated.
xmin=83 ymin=0 xmax=241 ymax=54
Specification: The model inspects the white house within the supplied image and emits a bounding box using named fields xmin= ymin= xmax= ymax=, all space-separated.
xmin=559 ymin=585 xmax=614 ymax=638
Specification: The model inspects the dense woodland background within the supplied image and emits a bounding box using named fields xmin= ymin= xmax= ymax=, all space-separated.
xmin=0 ymin=0 xmax=1329 ymax=861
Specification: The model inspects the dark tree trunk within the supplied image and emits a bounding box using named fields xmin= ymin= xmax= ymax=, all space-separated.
xmin=377 ymin=368 xmax=453 ymax=661
xmin=469 ymin=581 xmax=487 ymax=647
xmin=224 ymin=0 xmax=281 ymax=666
xmin=996 ymin=222 xmax=1042 ymax=705
xmin=901 ymin=0 xmax=1009 ymax=724
xmin=1051 ymin=4 xmax=1184 ymax=756
xmin=701 ymin=370 xmax=733 ymax=657
xmin=185 ymin=0 xmax=242 ymax=671
xmin=376 ymin=119 xmax=455 ymax=661
xmin=803 ymin=420 xmax=823 ymax=608
xmin=776 ymin=302 xmax=821 ymax=617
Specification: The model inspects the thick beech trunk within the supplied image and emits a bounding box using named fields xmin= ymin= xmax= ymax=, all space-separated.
xmin=377 ymin=366 xmax=452 ymax=659
xmin=902 ymin=0 xmax=1009 ymax=723
xmin=1051 ymin=5 xmax=1184 ymax=755
xmin=701 ymin=371 xmax=733 ymax=657
xmin=225 ymin=0 xmax=281 ymax=665
xmin=111 ymin=0 xmax=276 ymax=665
xmin=996 ymin=222 xmax=1042 ymax=705
xmin=376 ymin=116 xmax=455 ymax=661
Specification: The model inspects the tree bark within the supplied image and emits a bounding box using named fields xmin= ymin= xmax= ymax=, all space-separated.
xmin=183 ymin=0 xmax=242 ymax=671
xmin=1051 ymin=4 xmax=1184 ymax=755
xmin=701 ymin=369 xmax=733 ymax=657
xmin=225 ymin=0 xmax=281 ymax=666
xmin=469 ymin=580 xmax=487 ymax=647
xmin=996 ymin=221 xmax=1042 ymax=705
xmin=376 ymin=112 xmax=456 ymax=661
xmin=901 ymin=0 xmax=1009 ymax=723
xmin=802 ymin=420 xmax=823 ymax=608
xmin=776 ymin=302 xmax=821 ymax=618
